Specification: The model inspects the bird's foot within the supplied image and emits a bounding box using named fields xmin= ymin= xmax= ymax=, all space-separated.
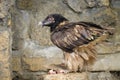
xmin=47 ymin=63 xmax=69 ymax=74
xmin=48 ymin=69 xmax=69 ymax=74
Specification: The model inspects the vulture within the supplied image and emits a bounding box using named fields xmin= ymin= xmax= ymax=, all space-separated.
xmin=39 ymin=14 xmax=113 ymax=73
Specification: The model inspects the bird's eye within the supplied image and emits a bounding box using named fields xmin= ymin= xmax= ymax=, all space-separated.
xmin=48 ymin=17 xmax=54 ymax=21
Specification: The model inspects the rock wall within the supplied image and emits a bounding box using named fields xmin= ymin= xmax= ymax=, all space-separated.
xmin=11 ymin=0 xmax=120 ymax=80
xmin=0 ymin=28 xmax=12 ymax=80
xmin=0 ymin=0 xmax=13 ymax=80
xmin=0 ymin=0 xmax=120 ymax=80
xmin=12 ymin=0 xmax=118 ymax=48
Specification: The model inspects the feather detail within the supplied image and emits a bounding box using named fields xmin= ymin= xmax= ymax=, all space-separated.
xmin=42 ymin=14 xmax=114 ymax=72
xmin=51 ymin=22 xmax=110 ymax=72
xmin=63 ymin=52 xmax=84 ymax=72
xmin=64 ymin=44 xmax=97 ymax=72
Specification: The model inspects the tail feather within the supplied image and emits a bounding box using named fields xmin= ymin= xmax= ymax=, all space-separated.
xmin=84 ymin=46 xmax=97 ymax=59
xmin=75 ymin=47 xmax=89 ymax=61
xmin=63 ymin=33 xmax=110 ymax=72
xmin=77 ymin=44 xmax=97 ymax=65
xmin=64 ymin=44 xmax=97 ymax=72
xmin=104 ymin=27 xmax=115 ymax=35
xmin=80 ymin=52 xmax=89 ymax=61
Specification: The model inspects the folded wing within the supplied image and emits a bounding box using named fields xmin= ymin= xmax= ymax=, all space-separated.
xmin=51 ymin=22 xmax=106 ymax=52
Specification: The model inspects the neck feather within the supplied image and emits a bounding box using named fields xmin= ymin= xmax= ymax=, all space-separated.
xmin=50 ymin=21 xmax=69 ymax=32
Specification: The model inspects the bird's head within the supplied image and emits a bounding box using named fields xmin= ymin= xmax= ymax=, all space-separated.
xmin=38 ymin=14 xmax=68 ymax=32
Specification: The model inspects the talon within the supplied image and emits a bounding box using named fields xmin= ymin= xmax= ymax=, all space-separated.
xmin=48 ymin=69 xmax=69 ymax=74
xmin=57 ymin=70 xmax=69 ymax=74
xmin=48 ymin=69 xmax=57 ymax=74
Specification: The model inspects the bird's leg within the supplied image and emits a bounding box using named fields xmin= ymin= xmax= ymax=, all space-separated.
xmin=47 ymin=51 xmax=71 ymax=74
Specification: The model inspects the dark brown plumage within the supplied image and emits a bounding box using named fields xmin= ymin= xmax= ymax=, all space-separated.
xmin=39 ymin=14 xmax=113 ymax=72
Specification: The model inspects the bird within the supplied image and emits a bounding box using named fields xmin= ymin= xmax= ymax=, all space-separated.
xmin=38 ymin=14 xmax=113 ymax=73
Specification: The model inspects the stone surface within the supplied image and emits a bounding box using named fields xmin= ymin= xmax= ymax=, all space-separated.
xmin=66 ymin=0 xmax=87 ymax=13
xmin=111 ymin=0 xmax=120 ymax=9
xmin=11 ymin=9 xmax=30 ymax=50
xmin=0 ymin=0 xmax=119 ymax=80
xmin=21 ymin=41 xmax=63 ymax=71
xmin=0 ymin=28 xmax=12 ymax=80
xmin=43 ymin=72 xmax=117 ymax=80
xmin=89 ymin=72 xmax=119 ymax=80
xmin=0 ymin=0 xmax=14 ymax=29
xmin=0 ymin=0 xmax=13 ymax=80
xmin=16 ymin=0 xmax=33 ymax=10
xmin=12 ymin=51 xmax=22 ymax=72
xmin=12 ymin=47 xmax=120 ymax=72
xmin=21 ymin=72 xmax=88 ymax=80
xmin=12 ymin=0 xmax=117 ymax=47
xmin=12 ymin=42 xmax=120 ymax=72
xmin=11 ymin=0 xmax=120 ymax=80
xmin=40 ymin=73 xmax=88 ymax=80
xmin=79 ymin=7 xmax=116 ymax=27
xmin=0 ymin=0 xmax=14 ymax=18
xmin=13 ymin=71 xmax=120 ymax=80
xmin=91 ymin=53 xmax=120 ymax=71
xmin=66 ymin=0 xmax=110 ymax=13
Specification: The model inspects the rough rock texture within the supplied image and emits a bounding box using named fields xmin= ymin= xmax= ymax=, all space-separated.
xmin=0 ymin=0 xmax=13 ymax=80
xmin=10 ymin=0 xmax=120 ymax=80
xmin=12 ymin=71 xmax=120 ymax=80
xmin=22 ymin=45 xmax=63 ymax=71
xmin=0 ymin=0 xmax=119 ymax=80
xmin=0 ymin=0 xmax=14 ymax=18
xmin=11 ymin=37 xmax=120 ymax=79
xmin=12 ymin=44 xmax=120 ymax=72
xmin=0 ymin=28 xmax=12 ymax=80
xmin=13 ymin=72 xmax=88 ymax=80
xmin=40 ymin=73 xmax=88 ymax=80
xmin=12 ymin=0 xmax=117 ymax=48
xmin=12 ymin=51 xmax=22 ymax=72
xmin=66 ymin=0 xmax=110 ymax=13
xmin=91 ymin=53 xmax=120 ymax=71
xmin=89 ymin=72 xmax=120 ymax=80
xmin=12 ymin=46 xmax=63 ymax=71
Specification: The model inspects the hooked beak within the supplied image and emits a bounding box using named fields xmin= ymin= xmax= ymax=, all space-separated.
xmin=38 ymin=19 xmax=54 ymax=27
xmin=38 ymin=21 xmax=43 ymax=26
xmin=38 ymin=21 xmax=50 ymax=27
xmin=38 ymin=21 xmax=48 ymax=27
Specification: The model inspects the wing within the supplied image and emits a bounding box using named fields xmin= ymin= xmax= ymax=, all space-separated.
xmin=51 ymin=22 xmax=106 ymax=52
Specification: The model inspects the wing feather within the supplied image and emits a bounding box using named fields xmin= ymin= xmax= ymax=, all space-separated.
xmin=51 ymin=22 xmax=105 ymax=52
